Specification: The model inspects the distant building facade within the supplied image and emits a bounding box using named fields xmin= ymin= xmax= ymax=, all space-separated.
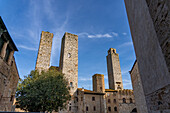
xmin=75 ymin=74 xmax=136 ymax=113
xmin=35 ymin=31 xmax=53 ymax=72
xmin=0 ymin=16 xmax=19 ymax=111
xmin=107 ymin=48 xmax=123 ymax=90
xmin=125 ymin=0 xmax=170 ymax=112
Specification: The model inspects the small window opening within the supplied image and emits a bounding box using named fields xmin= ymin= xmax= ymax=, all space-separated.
xmin=92 ymin=97 xmax=95 ymax=101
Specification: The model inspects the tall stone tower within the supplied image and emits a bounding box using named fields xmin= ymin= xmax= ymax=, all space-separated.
xmin=93 ymin=74 xmax=105 ymax=93
xmin=59 ymin=32 xmax=78 ymax=95
xmin=35 ymin=31 xmax=53 ymax=72
xmin=106 ymin=48 xmax=123 ymax=90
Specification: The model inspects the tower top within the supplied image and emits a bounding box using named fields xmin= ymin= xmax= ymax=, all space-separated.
xmin=64 ymin=32 xmax=78 ymax=37
xmin=108 ymin=48 xmax=116 ymax=54
xmin=41 ymin=31 xmax=54 ymax=38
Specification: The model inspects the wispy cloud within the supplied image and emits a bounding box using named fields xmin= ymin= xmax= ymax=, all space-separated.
xmin=78 ymin=31 xmax=119 ymax=39
xmin=79 ymin=77 xmax=92 ymax=81
xmin=118 ymin=42 xmax=133 ymax=48
xmin=122 ymin=32 xmax=127 ymax=35
xmin=78 ymin=32 xmax=114 ymax=38
xmin=123 ymin=79 xmax=132 ymax=86
xmin=17 ymin=45 xmax=37 ymax=51
xmin=88 ymin=33 xmax=112 ymax=38
xmin=112 ymin=32 xmax=118 ymax=37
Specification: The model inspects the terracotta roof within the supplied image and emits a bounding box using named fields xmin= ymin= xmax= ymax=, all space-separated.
xmin=105 ymin=89 xmax=117 ymax=92
xmin=77 ymin=88 xmax=105 ymax=95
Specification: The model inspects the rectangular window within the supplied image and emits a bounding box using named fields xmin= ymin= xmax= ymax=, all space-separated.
xmin=81 ymin=97 xmax=83 ymax=101
xmin=86 ymin=106 xmax=88 ymax=111
xmin=92 ymin=97 xmax=95 ymax=101
xmin=93 ymin=106 xmax=96 ymax=111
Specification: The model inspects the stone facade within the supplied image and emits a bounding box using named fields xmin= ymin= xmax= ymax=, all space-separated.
xmin=93 ymin=74 xmax=105 ymax=93
xmin=59 ymin=32 xmax=78 ymax=96
xmin=0 ymin=16 xmax=19 ymax=111
xmin=145 ymin=0 xmax=170 ymax=72
xmin=35 ymin=31 xmax=53 ymax=72
xmin=58 ymin=32 xmax=78 ymax=113
xmin=124 ymin=0 xmax=170 ymax=112
xmin=74 ymin=75 xmax=136 ymax=113
xmin=130 ymin=60 xmax=148 ymax=113
xmin=106 ymin=48 xmax=123 ymax=90
xmin=105 ymin=89 xmax=136 ymax=113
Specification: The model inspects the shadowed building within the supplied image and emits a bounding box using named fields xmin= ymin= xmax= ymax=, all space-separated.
xmin=125 ymin=0 xmax=170 ymax=112
xmin=0 ymin=16 xmax=19 ymax=111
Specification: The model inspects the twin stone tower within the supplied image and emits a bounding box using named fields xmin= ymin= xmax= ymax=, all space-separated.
xmin=35 ymin=31 xmax=123 ymax=95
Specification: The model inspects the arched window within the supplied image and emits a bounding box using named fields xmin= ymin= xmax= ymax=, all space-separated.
xmin=108 ymin=107 xmax=111 ymax=111
xmin=130 ymin=98 xmax=133 ymax=103
xmin=123 ymin=98 xmax=126 ymax=103
xmin=108 ymin=99 xmax=111 ymax=103
xmin=114 ymin=99 xmax=116 ymax=103
xmin=114 ymin=107 xmax=117 ymax=111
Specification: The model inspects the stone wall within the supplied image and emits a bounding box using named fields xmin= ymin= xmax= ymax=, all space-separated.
xmin=124 ymin=0 xmax=170 ymax=112
xmin=76 ymin=89 xmax=106 ymax=113
xmin=146 ymin=0 xmax=170 ymax=72
xmin=35 ymin=31 xmax=53 ymax=72
xmin=92 ymin=74 xmax=105 ymax=93
xmin=130 ymin=61 xmax=148 ymax=113
xmin=59 ymin=32 xmax=78 ymax=95
xmin=0 ymin=54 xmax=19 ymax=111
xmin=106 ymin=48 xmax=123 ymax=90
xmin=105 ymin=89 xmax=136 ymax=113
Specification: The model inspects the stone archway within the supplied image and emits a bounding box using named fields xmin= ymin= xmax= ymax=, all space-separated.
xmin=131 ymin=108 xmax=137 ymax=113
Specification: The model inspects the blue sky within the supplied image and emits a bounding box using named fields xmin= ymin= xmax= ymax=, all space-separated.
xmin=0 ymin=0 xmax=136 ymax=90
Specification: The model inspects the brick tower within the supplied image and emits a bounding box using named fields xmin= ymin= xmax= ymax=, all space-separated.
xmin=93 ymin=74 xmax=105 ymax=93
xmin=106 ymin=48 xmax=123 ymax=90
xmin=35 ymin=31 xmax=53 ymax=72
xmin=59 ymin=32 xmax=78 ymax=95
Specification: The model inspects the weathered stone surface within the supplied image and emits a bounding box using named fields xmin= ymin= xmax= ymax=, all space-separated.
xmin=93 ymin=74 xmax=105 ymax=93
xmin=130 ymin=61 xmax=148 ymax=113
xmin=146 ymin=0 xmax=170 ymax=72
xmin=124 ymin=0 xmax=170 ymax=112
xmin=59 ymin=32 xmax=78 ymax=96
xmin=59 ymin=32 xmax=78 ymax=113
xmin=106 ymin=48 xmax=123 ymax=90
xmin=0 ymin=17 xmax=19 ymax=111
xmin=35 ymin=31 xmax=53 ymax=72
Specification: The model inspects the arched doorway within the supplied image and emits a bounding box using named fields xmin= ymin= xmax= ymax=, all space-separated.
xmin=131 ymin=108 xmax=137 ymax=113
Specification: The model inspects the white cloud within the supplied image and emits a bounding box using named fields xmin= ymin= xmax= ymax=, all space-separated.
xmin=88 ymin=33 xmax=112 ymax=38
xmin=112 ymin=32 xmax=118 ymax=37
xmin=78 ymin=32 xmax=112 ymax=38
xmin=122 ymin=32 xmax=127 ymax=35
xmin=17 ymin=45 xmax=37 ymax=51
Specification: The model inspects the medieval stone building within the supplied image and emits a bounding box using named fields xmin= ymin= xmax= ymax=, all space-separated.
xmin=34 ymin=31 xmax=137 ymax=113
xmin=35 ymin=31 xmax=54 ymax=72
xmin=0 ymin=16 xmax=19 ymax=111
xmin=125 ymin=0 xmax=170 ymax=112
